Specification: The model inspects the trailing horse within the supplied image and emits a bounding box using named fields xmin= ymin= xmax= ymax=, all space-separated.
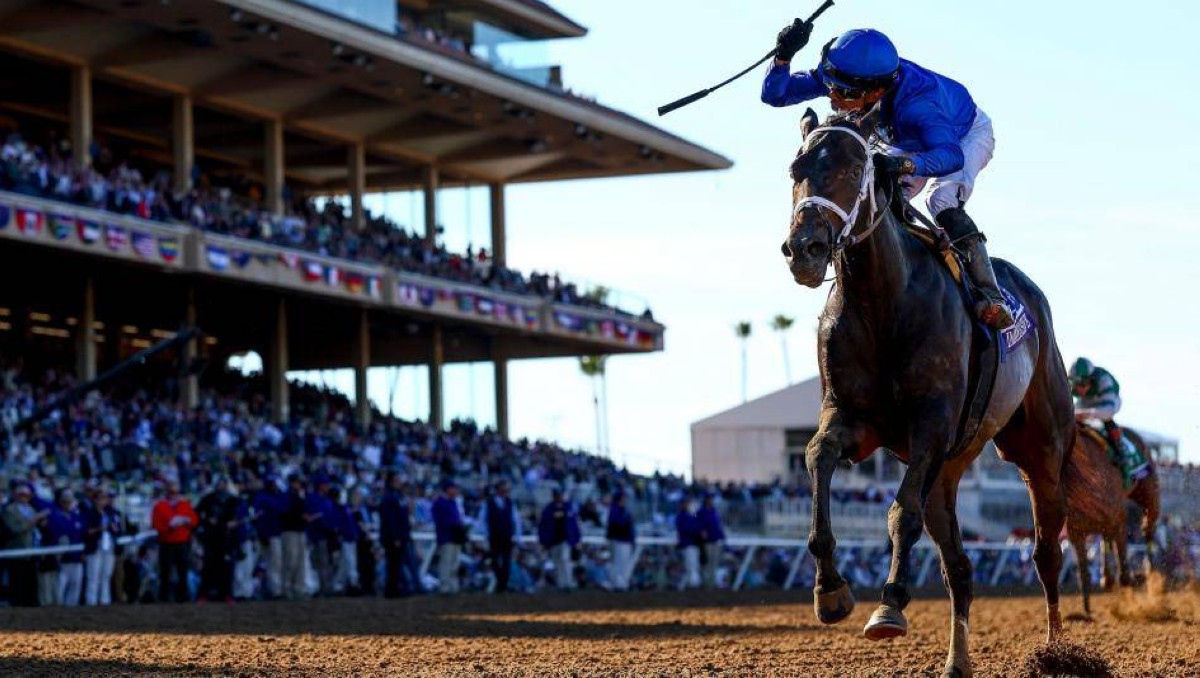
xmin=782 ymin=107 xmax=1075 ymax=678
xmin=1065 ymin=426 xmax=1161 ymax=618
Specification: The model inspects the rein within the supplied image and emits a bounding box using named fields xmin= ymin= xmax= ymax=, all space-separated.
xmin=792 ymin=125 xmax=889 ymax=253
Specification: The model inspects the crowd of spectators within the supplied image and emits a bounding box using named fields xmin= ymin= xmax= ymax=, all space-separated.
xmin=0 ymin=131 xmax=641 ymax=315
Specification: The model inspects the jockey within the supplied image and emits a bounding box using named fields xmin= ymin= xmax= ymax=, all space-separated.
xmin=1069 ymin=357 xmax=1150 ymax=484
xmin=762 ymin=25 xmax=1013 ymax=329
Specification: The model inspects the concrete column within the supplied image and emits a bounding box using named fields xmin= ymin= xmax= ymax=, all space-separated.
xmin=428 ymin=324 xmax=444 ymax=430
xmin=489 ymin=182 xmax=506 ymax=268
xmin=75 ymin=278 xmax=96 ymax=381
xmin=423 ymin=165 xmax=439 ymax=247
xmin=69 ymin=65 xmax=92 ymax=168
xmin=181 ymin=286 xmax=199 ymax=409
xmin=353 ymin=309 xmax=371 ymax=429
xmin=264 ymin=119 xmax=285 ymax=214
xmin=348 ymin=142 xmax=366 ymax=230
xmin=269 ymin=298 xmax=289 ymax=423
xmin=172 ymin=94 xmax=194 ymax=194
xmin=493 ymin=356 xmax=509 ymax=439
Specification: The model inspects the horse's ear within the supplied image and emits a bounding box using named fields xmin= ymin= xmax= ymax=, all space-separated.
xmin=800 ymin=107 xmax=819 ymax=140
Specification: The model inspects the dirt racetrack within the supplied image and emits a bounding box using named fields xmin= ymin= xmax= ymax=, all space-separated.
xmin=0 ymin=587 xmax=1196 ymax=677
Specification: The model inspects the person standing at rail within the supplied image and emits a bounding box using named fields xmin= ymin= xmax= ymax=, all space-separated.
xmin=675 ymin=498 xmax=702 ymax=590
xmin=479 ymin=480 xmax=520 ymax=593
xmin=279 ymin=474 xmax=311 ymax=600
xmin=538 ymin=487 xmax=581 ymax=591
xmin=697 ymin=493 xmax=726 ymax=590
xmin=3 ymin=483 xmax=48 ymax=607
xmin=151 ymin=481 xmax=197 ymax=603
xmin=251 ymin=475 xmax=286 ymax=599
xmin=605 ymin=490 xmax=636 ymax=592
xmin=380 ymin=473 xmax=414 ymax=597
xmin=82 ymin=487 xmax=122 ymax=606
xmin=433 ymin=479 xmax=467 ymax=594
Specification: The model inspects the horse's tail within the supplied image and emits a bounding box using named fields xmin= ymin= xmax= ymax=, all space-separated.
xmin=1123 ymin=429 xmax=1162 ymax=570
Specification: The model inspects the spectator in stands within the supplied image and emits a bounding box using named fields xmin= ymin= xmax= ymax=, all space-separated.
xmin=230 ymin=488 xmax=255 ymax=600
xmin=379 ymin=473 xmax=414 ymax=597
xmin=350 ymin=487 xmax=377 ymax=596
xmin=698 ymin=493 xmax=726 ymax=590
xmin=433 ymin=479 xmax=466 ymax=594
xmin=675 ymin=498 xmax=702 ymax=590
xmin=479 ymin=480 xmax=520 ymax=593
xmin=251 ymin=475 xmax=285 ymax=599
xmin=333 ymin=486 xmax=361 ymax=595
xmin=606 ymin=490 xmax=635 ymax=592
xmin=82 ymin=487 xmax=121 ymax=606
xmin=538 ymin=487 xmax=581 ymax=591
xmin=306 ymin=477 xmax=337 ymax=596
xmin=279 ymin=474 xmax=310 ymax=600
xmin=152 ymin=481 xmax=197 ymax=603
xmin=3 ymin=483 xmax=48 ymax=607
xmin=46 ymin=488 xmax=85 ymax=606
xmin=197 ymin=477 xmax=237 ymax=602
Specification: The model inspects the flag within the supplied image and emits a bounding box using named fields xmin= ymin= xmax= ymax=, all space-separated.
xmin=254 ymin=252 xmax=274 ymax=265
xmin=475 ymin=296 xmax=495 ymax=315
xmin=554 ymin=311 xmax=581 ymax=331
xmin=232 ymin=250 xmax=252 ymax=268
xmin=324 ymin=265 xmax=341 ymax=287
xmin=206 ymin=245 xmax=230 ymax=270
xmin=524 ymin=308 xmax=539 ymax=327
xmin=600 ymin=321 xmax=616 ymax=339
xmin=0 ymin=204 xmax=9 ymax=229
xmin=16 ymin=209 xmax=43 ymax=236
xmin=456 ymin=292 xmax=474 ymax=313
xmin=104 ymin=225 xmax=127 ymax=251
xmin=158 ymin=237 xmax=179 ymax=263
xmin=397 ymin=283 xmax=418 ymax=305
xmin=279 ymin=252 xmax=300 ymax=269
xmin=366 ymin=276 xmax=381 ymax=298
xmin=49 ymin=214 xmax=74 ymax=240
xmin=419 ymin=287 xmax=436 ymax=308
xmin=492 ymin=301 xmax=508 ymax=320
xmin=302 ymin=260 xmax=322 ymax=282
xmin=77 ymin=220 xmax=101 ymax=244
xmin=345 ymin=272 xmax=364 ymax=294
xmin=131 ymin=231 xmax=155 ymax=258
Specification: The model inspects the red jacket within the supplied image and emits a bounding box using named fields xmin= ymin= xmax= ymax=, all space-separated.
xmin=152 ymin=498 xmax=197 ymax=545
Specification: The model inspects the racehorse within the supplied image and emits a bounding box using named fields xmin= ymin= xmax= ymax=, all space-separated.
xmin=782 ymin=107 xmax=1076 ymax=678
xmin=1065 ymin=425 xmax=1161 ymax=617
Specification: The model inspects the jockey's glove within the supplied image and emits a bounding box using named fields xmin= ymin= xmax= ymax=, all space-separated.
xmin=775 ymin=20 xmax=812 ymax=63
xmin=873 ymin=154 xmax=916 ymax=180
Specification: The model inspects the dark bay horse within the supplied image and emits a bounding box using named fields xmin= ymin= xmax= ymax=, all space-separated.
xmin=782 ymin=108 xmax=1075 ymax=677
xmin=1065 ymin=425 xmax=1161 ymax=617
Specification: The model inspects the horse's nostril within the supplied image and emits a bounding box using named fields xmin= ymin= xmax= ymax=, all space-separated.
xmin=806 ymin=241 xmax=829 ymax=258
xmin=781 ymin=241 xmax=793 ymax=258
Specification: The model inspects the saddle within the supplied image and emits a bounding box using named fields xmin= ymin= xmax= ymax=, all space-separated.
xmin=1078 ymin=423 xmax=1151 ymax=490
xmin=898 ymin=207 xmax=1036 ymax=459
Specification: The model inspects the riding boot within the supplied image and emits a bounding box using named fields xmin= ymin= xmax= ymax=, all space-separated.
xmin=936 ymin=207 xmax=1015 ymax=329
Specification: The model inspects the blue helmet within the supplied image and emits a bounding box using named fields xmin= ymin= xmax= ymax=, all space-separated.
xmin=819 ymin=29 xmax=900 ymax=92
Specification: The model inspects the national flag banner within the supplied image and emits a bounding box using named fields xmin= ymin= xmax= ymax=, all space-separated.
xmin=637 ymin=330 xmax=657 ymax=347
xmin=0 ymin=204 xmax=10 ymax=229
xmin=279 ymin=252 xmax=300 ymax=269
xmin=158 ymin=237 xmax=179 ymax=263
xmin=475 ymin=297 xmax=495 ymax=315
xmin=366 ymin=276 xmax=381 ymax=298
xmin=523 ymin=308 xmax=539 ymax=327
xmin=614 ymin=322 xmax=631 ymax=339
xmin=344 ymin=272 xmax=364 ymax=294
xmin=16 ymin=209 xmax=43 ymax=236
xmin=492 ymin=301 xmax=508 ymax=320
xmin=397 ymin=283 xmax=419 ymax=305
xmin=254 ymin=252 xmax=274 ymax=266
xmin=77 ymin=220 xmax=101 ymax=244
xmin=554 ymin=311 xmax=581 ymax=331
xmin=131 ymin=231 xmax=155 ymax=258
xmin=324 ymin=264 xmax=341 ymax=287
xmin=436 ymin=288 xmax=453 ymax=301
xmin=419 ymin=287 xmax=436 ymax=308
xmin=206 ymin=245 xmax=230 ymax=271
xmin=600 ymin=321 xmax=616 ymax=339
xmin=231 ymin=250 xmax=252 ymax=268
xmin=49 ymin=214 xmax=75 ymax=240
xmin=455 ymin=292 xmax=475 ymax=313
xmin=301 ymin=260 xmax=323 ymax=282
xmin=104 ymin=225 xmax=127 ymax=251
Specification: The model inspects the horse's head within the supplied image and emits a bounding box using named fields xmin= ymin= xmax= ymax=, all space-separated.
xmin=782 ymin=106 xmax=880 ymax=287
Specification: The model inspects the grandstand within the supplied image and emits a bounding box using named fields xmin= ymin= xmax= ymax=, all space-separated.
xmin=0 ymin=0 xmax=729 ymax=436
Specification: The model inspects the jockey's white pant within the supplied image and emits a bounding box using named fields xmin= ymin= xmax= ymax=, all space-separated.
xmin=1077 ymin=395 xmax=1122 ymax=423
xmin=895 ymin=108 xmax=995 ymax=217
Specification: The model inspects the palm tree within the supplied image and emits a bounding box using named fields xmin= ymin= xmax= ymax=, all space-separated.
xmin=734 ymin=321 xmax=752 ymax=402
xmin=771 ymin=314 xmax=795 ymax=385
xmin=579 ymin=355 xmax=608 ymax=457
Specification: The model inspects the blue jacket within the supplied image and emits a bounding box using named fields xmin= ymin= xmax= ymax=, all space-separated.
xmin=81 ymin=503 xmax=121 ymax=555
xmin=762 ymin=59 xmax=977 ymax=177
xmin=304 ymin=492 xmax=336 ymax=542
xmin=697 ymin=506 xmax=725 ymax=543
xmin=432 ymin=495 xmax=465 ymax=546
xmin=251 ymin=489 xmax=285 ymax=540
xmin=335 ymin=503 xmax=361 ymax=543
xmin=537 ymin=500 xmax=581 ymax=548
xmin=47 ymin=507 xmax=86 ymax=563
xmin=675 ymin=511 xmax=702 ymax=549
xmin=379 ymin=491 xmax=412 ymax=545
xmin=605 ymin=503 xmax=635 ymax=544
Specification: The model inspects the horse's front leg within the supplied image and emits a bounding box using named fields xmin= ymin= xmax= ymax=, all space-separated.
xmin=807 ymin=408 xmax=864 ymax=624
xmin=865 ymin=409 xmax=951 ymax=640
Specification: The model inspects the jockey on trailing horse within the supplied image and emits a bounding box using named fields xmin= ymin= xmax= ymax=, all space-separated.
xmin=762 ymin=25 xmax=1014 ymax=329
xmin=1069 ymin=357 xmax=1151 ymax=487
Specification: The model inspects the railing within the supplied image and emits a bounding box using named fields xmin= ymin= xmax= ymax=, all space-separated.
xmin=0 ymin=530 xmax=157 ymax=560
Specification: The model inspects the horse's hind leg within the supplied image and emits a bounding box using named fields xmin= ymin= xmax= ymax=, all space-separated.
xmin=1114 ymin=529 xmax=1133 ymax=587
xmin=1131 ymin=474 xmax=1161 ymax=577
xmin=1100 ymin=539 xmax=1116 ymax=591
xmin=924 ymin=459 xmax=974 ymax=678
xmin=1068 ymin=532 xmax=1092 ymax=619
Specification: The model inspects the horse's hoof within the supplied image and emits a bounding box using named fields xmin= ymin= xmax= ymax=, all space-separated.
xmin=813 ymin=583 xmax=855 ymax=625
xmin=864 ymin=604 xmax=908 ymax=640
xmin=942 ymin=661 xmax=972 ymax=678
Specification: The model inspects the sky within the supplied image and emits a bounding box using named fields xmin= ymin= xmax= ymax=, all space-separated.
xmin=315 ymin=0 xmax=1200 ymax=476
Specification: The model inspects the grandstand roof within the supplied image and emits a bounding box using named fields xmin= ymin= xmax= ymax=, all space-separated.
xmin=691 ymin=378 xmax=822 ymax=431
xmin=0 ymin=0 xmax=729 ymax=192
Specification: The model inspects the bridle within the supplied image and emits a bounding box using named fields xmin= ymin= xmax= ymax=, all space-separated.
xmin=792 ymin=125 xmax=889 ymax=253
